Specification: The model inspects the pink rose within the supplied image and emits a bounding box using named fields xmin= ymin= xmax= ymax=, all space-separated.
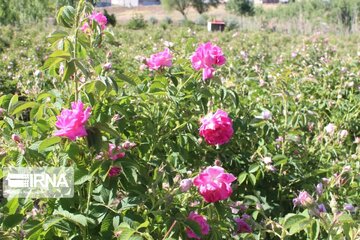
xmin=108 ymin=143 xmax=125 ymax=160
xmin=234 ymin=217 xmax=252 ymax=234
xmin=146 ymin=48 xmax=173 ymax=70
xmin=199 ymin=109 xmax=233 ymax=145
xmin=193 ymin=166 xmax=236 ymax=203
xmin=185 ymin=212 xmax=210 ymax=239
xmin=54 ymin=101 xmax=91 ymax=141
xmin=89 ymin=11 xmax=107 ymax=30
xmin=108 ymin=166 xmax=122 ymax=177
xmin=190 ymin=42 xmax=226 ymax=80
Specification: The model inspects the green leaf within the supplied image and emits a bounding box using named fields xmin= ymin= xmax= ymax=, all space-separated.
xmin=248 ymin=164 xmax=260 ymax=173
xmin=43 ymin=216 xmax=65 ymax=230
xmin=118 ymin=228 xmax=136 ymax=240
xmin=49 ymin=50 xmax=71 ymax=59
xmin=74 ymin=167 xmax=92 ymax=185
xmin=43 ymin=57 xmax=65 ymax=70
xmin=62 ymin=60 xmax=76 ymax=82
xmin=53 ymin=209 xmax=88 ymax=227
xmin=283 ymin=214 xmax=307 ymax=229
xmin=7 ymin=94 xmax=18 ymax=113
xmin=57 ymin=6 xmax=76 ymax=28
xmin=5 ymin=198 xmax=19 ymax=215
xmin=47 ymin=30 xmax=69 ymax=44
xmin=248 ymin=173 xmax=256 ymax=186
xmin=309 ymin=220 xmax=320 ymax=240
xmin=11 ymin=102 xmax=37 ymax=115
xmin=38 ymin=136 xmax=61 ymax=152
xmin=136 ymin=220 xmax=149 ymax=230
xmin=3 ymin=214 xmax=24 ymax=228
xmin=86 ymin=126 xmax=103 ymax=153
xmin=238 ymin=172 xmax=247 ymax=185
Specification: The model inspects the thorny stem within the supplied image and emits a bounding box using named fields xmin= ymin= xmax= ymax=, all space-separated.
xmin=162 ymin=220 xmax=177 ymax=240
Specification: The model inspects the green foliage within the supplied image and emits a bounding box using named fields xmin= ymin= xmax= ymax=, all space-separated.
xmin=226 ymin=0 xmax=255 ymax=16
xmin=148 ymin=16 xmax=158 ymax=25
xmin=127 ymin=14 xmax=147 ymax=30
xmin=162 ymin=0 xmax=191 ymax=19
xmin=104 ymin=9 xmax=116 ymax=27
xmin=0 ymin=0 xmax=54 ymax=25
xmin=192 ymin=0 xmax=220 ymax=14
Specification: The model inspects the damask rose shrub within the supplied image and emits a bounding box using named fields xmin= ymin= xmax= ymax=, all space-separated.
xmin=146 ymin=48 xmax=173 ymax=70
xmin=190 ymin=42 xmax=226 ymax=80
xmin=185 ymin=212 xmax=210 ymax=239
xmin=81 ymin=11 xmax=107 ymax=32
xmin=193 ymin=166 xmax=236 ymax=202
xmin=108 ymin=143 xmax=125 ymax=160
xmin=199 ymin=109 xmax=233 ymax=145
xmin=54 ymin=101 xmax=91 ymax=141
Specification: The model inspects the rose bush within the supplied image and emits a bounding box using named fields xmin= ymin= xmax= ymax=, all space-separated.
xmin=0 ymin=1 xmax=359 ymax=239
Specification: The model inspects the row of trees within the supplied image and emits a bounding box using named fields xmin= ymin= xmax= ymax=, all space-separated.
xmin=162 ymin=0 xmax=255 ymax=19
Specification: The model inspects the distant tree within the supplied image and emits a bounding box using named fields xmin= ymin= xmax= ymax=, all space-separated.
xmin=162 ymin=0 xmax=191 ymax=19
xmin=192 ymin=0 xmax=220 ymax=14
xmin=226 ymin=0 xmax=255 ymax=16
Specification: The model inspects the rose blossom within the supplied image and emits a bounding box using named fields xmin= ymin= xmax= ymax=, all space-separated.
xmin=108 ymin=143 xmax=125 ymax=160
xmin=317 ymin=203 xmax=326 ymax=213
xmin=344 ymin=203 xmax=355 ymax=212
xmin=262 ymin=157 xmax=272 ymax=164
xmin=108 ymin=166 xmax=122 ymax=177
xmin=234 ymin=217 xmax=252 ymax=234
xmin=315 ymin=183 xmax=323 ymax=196
xmin=261 ymin=109 xmax=272 ymax=120
xmin=89 ymin=11 xmax=107 ymax=30
xmin=193 ymin=166 xmax=236 ymax=202
xmin=339 ymin=129 xmax=348 ymax=139
xmin=103 ymin=62 xmax=112 ymax=71
xmin=293 ymin=191 xmax=314 ymax=208
xmin=180 ymin=178 xmax=193 ymax=192
xmin=185 ymin=212 xmax=210 ymax=239
xmin=199 ymin=109 xmax=233 ymax=145
xmin=81 ymin=11 xmax=107 ymax=33
xmin=146 ymin=48 xmax=173 ymax=70
xmin=190 ymin=42 xmax=226 ymax=80
xmin=324 ymin=123 xmax=336 ymax=135
xmin=54 ymin=101 xmax=91 ymax=141
xmin=11 ymin=134 xmax=21 ymax=143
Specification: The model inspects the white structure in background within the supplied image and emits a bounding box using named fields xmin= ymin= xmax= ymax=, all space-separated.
xmin=97 ymin=0 xmax=160 ymax=7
